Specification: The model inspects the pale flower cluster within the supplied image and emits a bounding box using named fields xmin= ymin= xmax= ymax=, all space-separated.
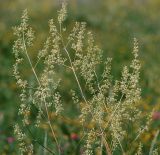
xmin=12 ymin=2 xmax=159 ymax=155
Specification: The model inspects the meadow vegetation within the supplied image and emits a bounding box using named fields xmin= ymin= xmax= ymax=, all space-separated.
xmin=0 ymin=0 xmax=160 ymax=154
xmin=12 ymin=3 xmax=159 ymax=155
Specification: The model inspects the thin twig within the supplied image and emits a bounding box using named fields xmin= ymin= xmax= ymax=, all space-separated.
xmin=22 ymin=32 xmax=41 ymax=86
xmin=61 ymin=40 xmax=88 ymax=104
xmin=22 ymin=30 xmax=60 ymax=154
xmin=149 ymin=130 xmax=159 ymax=155
xmin=60 ymin=23 xmax=113 ymax=155
xmin=25 ymin=125 xmax=55 ymax=154
xmin=104 ymin=94 xmax=124 ymax=131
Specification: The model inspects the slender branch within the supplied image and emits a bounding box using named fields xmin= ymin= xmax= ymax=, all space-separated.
xmin=44 ymin=131 xmax=47 ymax=155
xmin=63 ymin=47 xmax=88 ymax=103
xmin=22 ymin=32 xmax=41 ymax=86
xmin=104 ymin=94 xmax=124 ymax=130
xmin=25 ymin=125 xmax=55 ymax=154
xmin=94 ymin=70 xmax=108 ymax=113
xmin=34 ymin=56 xmax=42 ymax=69
xmin=22 ymin=31 xmax=60 ymax=154
xmin=60 ymin=24 xmax=113 ymax=155
xmin=116 ymin=136 xmax=125 ymax=155
xmin=99 ymin=127 xmax=112 ymax=155
xmin=149 ymin=130 xmax=159 ymax=155
xmin=102 ymin=136 xmax=112 ymax=155
xmin=44 ymin=100 xmax=60 ymax=154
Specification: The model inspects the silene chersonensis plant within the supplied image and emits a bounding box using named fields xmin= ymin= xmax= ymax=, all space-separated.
xmin=12 ymin=2 xmax=159 ymax=155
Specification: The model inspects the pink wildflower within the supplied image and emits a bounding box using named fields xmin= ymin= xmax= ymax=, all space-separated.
xmin=7 ymin=137 xmax=15 ymax=144
xmin=152 ymin=112 xmax=160 ymax=120
xmin=70 ymin=133 xmax=79 ymax=141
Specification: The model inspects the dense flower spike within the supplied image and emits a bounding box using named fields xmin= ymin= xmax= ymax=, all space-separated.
xmin=57 ymin=2 xmax=67 ymax=25
xmin=14 ymin=124 xmax=33 ymax=154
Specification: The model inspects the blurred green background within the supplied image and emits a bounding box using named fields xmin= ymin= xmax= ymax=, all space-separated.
xmin=0 ymin=0 xmax=160 ymax=154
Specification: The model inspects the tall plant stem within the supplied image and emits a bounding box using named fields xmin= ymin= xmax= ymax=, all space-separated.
xmin=60 ymin=39 xmax=88 ymax=104
xmin=60 ymin=29 xmax=113 ymax=155
xmin=22 ymin=32 xmax=60 ymax=155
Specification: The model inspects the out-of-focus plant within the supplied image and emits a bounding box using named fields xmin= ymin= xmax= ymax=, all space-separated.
xmin=12 ymin=2 xmax=159 ymax=155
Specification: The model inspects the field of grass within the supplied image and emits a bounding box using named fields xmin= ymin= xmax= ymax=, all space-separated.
xmin=0 ymin=0 xmax=160 ymax=154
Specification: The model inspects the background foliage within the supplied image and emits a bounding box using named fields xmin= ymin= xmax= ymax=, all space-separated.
xmin=0 ymin=0 xmax=160 ymax=154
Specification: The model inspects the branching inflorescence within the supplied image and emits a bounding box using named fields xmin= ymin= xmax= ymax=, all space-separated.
xmin=13 ymin=2 xmax=159 ymax=155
